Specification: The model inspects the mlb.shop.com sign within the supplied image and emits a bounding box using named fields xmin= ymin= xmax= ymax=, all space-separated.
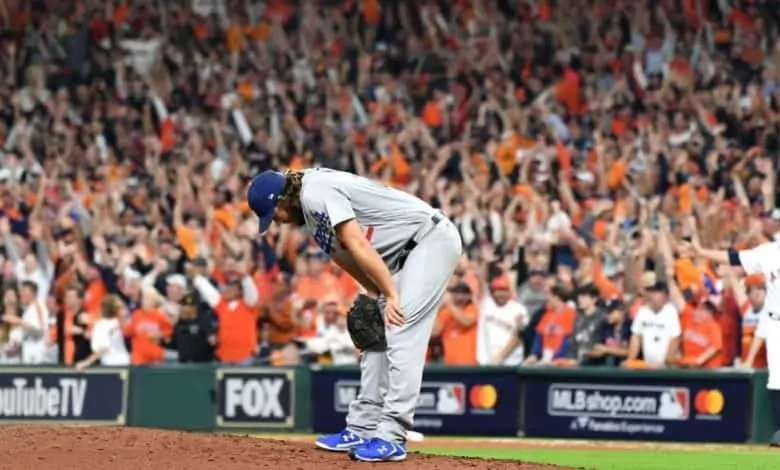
xmin=216 ymin=368 xmax=295 ymax=429
xmin=523 ymin=377 xmax=751 ymax=443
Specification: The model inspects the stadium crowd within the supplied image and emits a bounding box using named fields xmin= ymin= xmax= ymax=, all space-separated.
xmin=0 ymin=0 xmax=777 ymax=372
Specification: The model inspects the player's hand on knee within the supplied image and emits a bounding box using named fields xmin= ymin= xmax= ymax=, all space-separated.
xmin=384 ymin=296 xmax=405 ymax=327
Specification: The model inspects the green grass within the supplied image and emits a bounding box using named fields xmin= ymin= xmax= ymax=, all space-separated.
xmin=419 ymin=447 xmax=780 ymax=470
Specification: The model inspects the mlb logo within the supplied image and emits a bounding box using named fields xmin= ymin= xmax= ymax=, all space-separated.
xmin=658 ymin=388 xmax=690 ymax=420
xmin=433 ymin=384 xmax=466 ymax=415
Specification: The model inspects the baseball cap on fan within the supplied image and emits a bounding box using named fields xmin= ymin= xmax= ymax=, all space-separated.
xmin=247 ymin=170 xmax=286 ymax=234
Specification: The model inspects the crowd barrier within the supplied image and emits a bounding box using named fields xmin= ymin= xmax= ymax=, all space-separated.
xmin=0 ymin=365 xmax=772 ymax=443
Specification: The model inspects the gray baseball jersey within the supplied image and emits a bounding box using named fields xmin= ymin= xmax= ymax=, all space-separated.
xmin=299 ymin=168 xmax=437 ymax=273
xmin=299 ymin=168 xmax=463 ymax=443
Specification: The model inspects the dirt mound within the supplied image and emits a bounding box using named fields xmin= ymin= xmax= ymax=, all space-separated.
xmin=0 ymin=426 xmax=578 ymax=469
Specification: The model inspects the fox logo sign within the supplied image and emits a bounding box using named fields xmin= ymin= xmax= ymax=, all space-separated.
xmin=225 ymin=378 xmax=284 ymax=418
xmin=217 ymin=369 xmax=294 ymax=428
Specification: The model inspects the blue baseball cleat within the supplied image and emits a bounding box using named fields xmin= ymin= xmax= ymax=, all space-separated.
xmin=315 ymin=429 xmax=366 ymax=452
xmin=349 ymin=437 xmax=407 ymax=462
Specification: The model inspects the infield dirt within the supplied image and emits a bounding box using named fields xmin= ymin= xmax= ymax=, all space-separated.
xmin=0 ymin=426 xmax=578 ymax=470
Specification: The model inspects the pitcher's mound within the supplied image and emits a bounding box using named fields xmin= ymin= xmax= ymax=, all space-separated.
xmin=0 ymin=426 xmax=577 ymax=469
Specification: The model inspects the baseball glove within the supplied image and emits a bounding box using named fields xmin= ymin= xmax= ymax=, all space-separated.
xmin=347 ymin=294 xmax=387 ymax=351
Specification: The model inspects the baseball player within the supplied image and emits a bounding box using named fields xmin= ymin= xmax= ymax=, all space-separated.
xmin=681 ymin=239 xmax=780 ymax=446
xmin=247 ymin=168 xmax=462 ymax=462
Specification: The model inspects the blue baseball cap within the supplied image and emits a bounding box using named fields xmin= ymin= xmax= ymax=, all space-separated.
xmin=247 ymin=170 xmax=286 ymax=234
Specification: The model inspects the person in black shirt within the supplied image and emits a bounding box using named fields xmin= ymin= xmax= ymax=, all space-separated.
xmin=63 ymin=285 xmax=91 ymax=364
xmin=168 ymin=293 xmax=215 ymax=363
xmin=563 ymin=284 xmax=606 ymax=366
xmin=592 ymin=299 xmax=632 ymax=367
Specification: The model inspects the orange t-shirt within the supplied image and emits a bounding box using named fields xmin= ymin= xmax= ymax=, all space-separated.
xmin=266 ymin=299 xmax=295 ymax=347
xmin=556 ymin=68 xmax=582 ymax=114
xmin=421 ymin=101 xmax=442 ymax=127
xmin=214 ymin=299 xmax=259 ymax=363
xmin=436 ymin=303 xmax=479 ymax=365
xmin=175 ymin=225 xmax=197 ymax=259
xmin=226 ymin=23 xmax=243 ymax=53
xmin=535 ymin=306 xmax=577 ymax=358
xmin=495 ymin=135 xmax=520 ymax=176
xmin=213 ymin=206 xmax=237 ymax=231
xmin=592 ymin=261 xmax=622 ymax=300
xmin=125 ymin=308 xmax=173 ymax=365
xmin=681 ymin=306 xmax=723 ymax=369
xmin=295 ymin=272 xmax=341 ymax=303
xmin=254 ymin=267 xmax=280 ymax=305
xmin=83 ymin=279 xmax=107 ymax=317
xmin=362 ymin=0 xmax=381 ymax=25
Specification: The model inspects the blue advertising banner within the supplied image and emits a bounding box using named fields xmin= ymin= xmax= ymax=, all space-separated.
xmin=311 ymin=369 xmax=519 ymax=436
xmin=523 ymin=376 xmax=751 ymax=442
xmin=0 ymin=368 xmax=128 ymax=424
xmin=215 ymin=368 xmax=295 ymax=429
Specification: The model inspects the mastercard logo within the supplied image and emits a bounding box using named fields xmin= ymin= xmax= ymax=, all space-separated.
xmin=694 ymin=389 xmax=725 ymax=415
xmin=469 ymin=385 xmax=498 ymax=410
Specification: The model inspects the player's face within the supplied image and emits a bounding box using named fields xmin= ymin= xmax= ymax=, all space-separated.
xmin=273 ymin=206 xmax=293 ymax=224
xmin=275 ymin=200 xmax=306 ymax=227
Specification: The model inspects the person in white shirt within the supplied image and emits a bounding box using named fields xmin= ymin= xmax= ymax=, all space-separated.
xmin=476 ymin=275 xmax=529 ymax=365
xmin=1 ymin=220 xmax=54 ymax=302
xmin=304 ymin=297 xmax=357 ymax=365
xmin=1 ymin=281 xmax=52 ymax=364
xmin=76 ymin=295 xmax=130 ymax=370
xmin=682 ymin=238 xmax=780 ymax=446
xmin=0 ymin=287 xmax=23 ymax=364
xmin=625 ymin=275 xmax=681 ymax=368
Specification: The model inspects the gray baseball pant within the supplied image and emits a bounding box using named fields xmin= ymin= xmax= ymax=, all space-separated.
xmin=345 ymin=218 xmax=462 ymax=443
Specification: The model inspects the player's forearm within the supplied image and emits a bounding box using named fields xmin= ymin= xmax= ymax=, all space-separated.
xmin=344 ymin=238 xmax=398 ymax=300
xmin=333 ymin=258 xmax=380 ymax=297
